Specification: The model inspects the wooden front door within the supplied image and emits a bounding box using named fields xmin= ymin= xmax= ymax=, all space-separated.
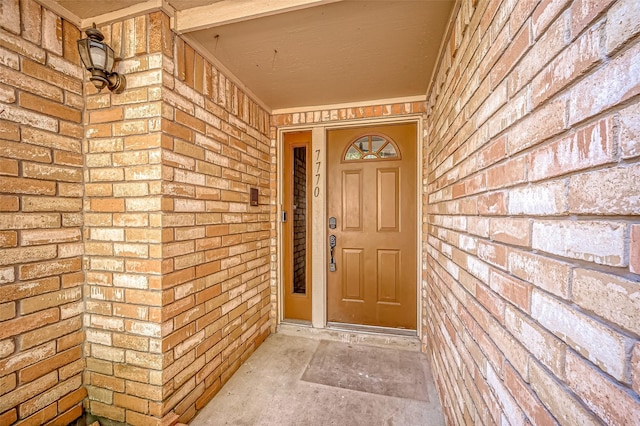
xmin=327 ymin=123 xmax=417 ymax=330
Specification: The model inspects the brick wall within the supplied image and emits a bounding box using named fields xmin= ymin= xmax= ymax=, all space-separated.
xmin=0 ymin=0 xmax=86 ymax=424
xmin=423 ymin=0 xmax=640 ymax=423
xmin=160 ymin=20 xmax=272 ymax=425
xmin=83 ymin=11 xmax=272 ymax=425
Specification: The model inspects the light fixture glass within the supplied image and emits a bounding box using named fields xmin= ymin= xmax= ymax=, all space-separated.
xmin=77 ymin=24 xmax=126 ymax=94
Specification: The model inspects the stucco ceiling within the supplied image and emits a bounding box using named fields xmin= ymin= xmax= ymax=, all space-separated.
xmin=50 ymin=0 xmax=454 ymax=111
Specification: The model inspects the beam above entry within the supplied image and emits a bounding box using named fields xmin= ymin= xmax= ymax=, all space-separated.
xmin=174 ymin=0 xmax=343 ymax=34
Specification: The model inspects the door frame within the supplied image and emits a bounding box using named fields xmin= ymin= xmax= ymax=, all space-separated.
xmin=277 ymin=115 xmax=424 ymax=335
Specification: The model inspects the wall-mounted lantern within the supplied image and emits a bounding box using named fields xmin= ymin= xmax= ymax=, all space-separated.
xmin=77 ymin=23 xmax=126 ymax=94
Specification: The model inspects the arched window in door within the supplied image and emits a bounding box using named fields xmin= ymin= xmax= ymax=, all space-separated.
xmin=343 ymin=134 xmax=400 ymax=161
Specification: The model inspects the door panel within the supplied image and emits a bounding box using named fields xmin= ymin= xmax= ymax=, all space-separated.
xmin=327 ymin=123 xmax=417 ymax=330
xmin=377 ymin=168 xmax=399 ymax=231
xmin=377 ymin=250 xmax=400 ymax=303
xmin=343 ymin=249 xmax=365 ymax=300
xmin=342 ymin=171 xmax=362 ymax=231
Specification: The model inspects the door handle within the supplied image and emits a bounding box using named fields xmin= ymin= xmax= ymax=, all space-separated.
xmin=329 ymin=234 xmax=336 ymax=272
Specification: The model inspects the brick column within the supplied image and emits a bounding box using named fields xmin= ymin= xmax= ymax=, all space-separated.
xmin=158 ymin=28 xmax=272 ymax=425
xmin=83 ymin=14 xmax=169 ymax=425
xmin=0 ymin=2 xmax=86 ymax=424
xmin=83 ymin=10 xmax=273 ymax=425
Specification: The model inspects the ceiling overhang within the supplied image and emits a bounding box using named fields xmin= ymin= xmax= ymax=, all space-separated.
xmin=40 ymin=0 xmax=455 ymax=112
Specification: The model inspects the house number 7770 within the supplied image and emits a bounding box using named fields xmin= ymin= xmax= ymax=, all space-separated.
xmin=314 ymin=149 xmax=321 ymax=197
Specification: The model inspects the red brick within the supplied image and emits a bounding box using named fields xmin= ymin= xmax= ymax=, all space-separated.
xmin=529 ymin=117 xmax=614 ymax=181
xmin=125 ymin=381 xmax=162 ymax=400
xmin=531 ymin=290 xmax=631 ymax=381
xmin=490 ymin=22 xmax=532 ymax=88
xmin=532 ymin=220 xmax=626 ymax=267
xmin=148 ymin=12 xmax=163 ymax=53
xmin=573 ymin=269 xmax=640 ymax=336
xmin=529 ymin=359 xmax=600 ymax=425
xmin=89 ymin=401 xmax=125 ymax=422
xmin=62 ymin=20 xmax=81 ymax=65
xmin=22 ymin=162 xmax=81 ymax=182
xmin=0 ymin=371 xmax=57 ymax=413
xmin=489 ymin=270 xmax=531 ymax=312
xmin=504 ymin=363 xmax=556 ymax=425
xmin=477 ymin=191 xmax=507 ymax=215
xmin=507 ymin=249 xmax=570 ymax=298
xmin=90 ymin=107 xmax=124 ymax=124
xmin=0 ymin=0 xmax=20 ymax=34
xmin=0 ymin=120 xmax=20 ymax=141
xmin=505 ymin=306 xmax=565 ymax=377
xmin=20 ymin=286 xmax=81 ymax=315
xmin=19 ymin=92 xmax=81 ymax=123
xmin=476 ymin=82 xmax=507 ymax=126
xmin=489 ymin=217 xmax=530 ymax=246
xmin=510 ymin=11 xmax=566 ymax=97
xmin=16 ymin=403 xmax=58 ymax=425
xmin=54 ymin=150 xmax=83 ymax=167
xmin=530 ymin=0 xmax=569 ymax=38
xmin=619 ymin=101 xmax=640 ymax=160
xmin=0 ymin=231 xmax=17 ymax=248
xmin=0 ymin=372 xmax=16 ymax=398
xmin=19 ymin=346 xmax=82 ymax=383
xmin=0 ymin=157 xmax=18 ymax=176
xmin=475 ymin=283 xmax=505 ymax=323
xmin=90 ymin=372 xmax=125 ymax=393
xmin=568 ymin=39 xmax=640 ymax=126
xmin=22 ymin=127 xmax=81 ymax=153
xmin=477 ymin=137 xmax=506 ymax=169
xmin=113 ymin=364 xmax=149 ymax=382
xmin=57 ymin=386 xmax=87 ymax=413
xmin=41 ymin=8 xmax=63 ymax=56
xmin=21 ymin=316 xmax=82 ymax=350
xmin=0 ymin=176 xmax=56 ymax=195
xmin=479 ymin=20 xmax=509 ymax=80
xmin=0 ymin=22 xmax=46 ymax=63
xmin=631 ymin=343 xmax=640 ymax=395
xmin=0 ymin=61 xmax=63 ymax=102
xmin=631 ymin=224 xmax=640 ymax=274
xmin=48 ymin=403 xmax=83 ymax=426
xmin=477 ymin=240 xmax=507 ymax=269
xmin=509 ymin=180 xmax=566 ymax=215
xmin=91 ymin=198 xmax=125 ymax=212
xmin=23 ymin=196 xmax=82 ymax=212
xmin=487 ymin=156 xmax=527 ymax=189
xmin=570 ymin=0 xmax=615 ymax=37
xmin=507 ymin=97 xmax=565 ymax=155
xmin=19 ymin=257 xmax=82 ymax=281
xmin=486 ymin=361 xmax=526 ymax=424
xmin=114 ymin=392 xmax=149 ymax=414
xmin=566 ymin=350 xmax=640 ymax=424
xmin=0 ymin=409 xmax=17 ymax=425
xmin=569 ymin=164 xmax=640 ymax=215
xmin=135 ymin=15 xmax=147 ymax=56
xmin=606 ymin=0 xmax=640 ymax=53
xmin=464 ymin=172 xmax=486 ymax=196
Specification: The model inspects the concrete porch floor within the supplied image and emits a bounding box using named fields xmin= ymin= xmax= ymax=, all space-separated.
xmin=190 ymin=326 xmax=445 ymax=425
